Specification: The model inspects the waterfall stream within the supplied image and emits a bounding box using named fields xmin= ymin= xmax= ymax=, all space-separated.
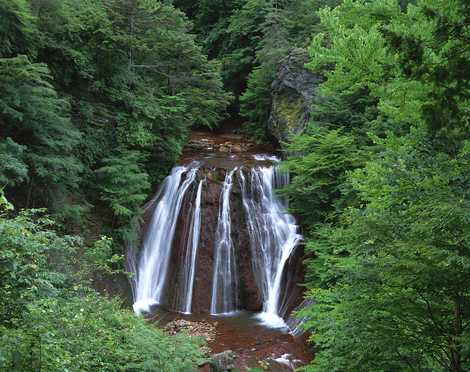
xmin=133 ymin=164 xmax=199 ymax=314
xmin=211 ymin=168 xmax=238 ymax=314
xmin=239 ymin=166 xmax=302 ymax=327
xmin=179 ymin=179 xmax=204 ymax=314
xmin=131 ymin=155 xmax=302 ymax=328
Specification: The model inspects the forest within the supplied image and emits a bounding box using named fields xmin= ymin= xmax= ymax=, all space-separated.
xmin=0 ymin=0 xmax=469 ymax=371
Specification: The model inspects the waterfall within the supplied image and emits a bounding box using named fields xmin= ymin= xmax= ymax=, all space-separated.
xmin=179 ymin=179 xmax=204 ymax=314
xmin=211 ymin=168 xmax=238 ymax=314
xmin=133 ymin=164 xmax=199 ymax=314
xmin=131 ymin=157 xmax=302 ymax=326
xmin=239 ymin=165 xmax=302 ymax=328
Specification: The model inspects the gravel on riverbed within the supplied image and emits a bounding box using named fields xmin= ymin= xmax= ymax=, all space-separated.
xmin=164 ymin=319 xmax=216 ymax=354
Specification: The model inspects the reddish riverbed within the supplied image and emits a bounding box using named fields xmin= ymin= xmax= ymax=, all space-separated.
xmin=146 ymin=306 xmax=313 ymax=371
xmin=180 ymin=131 xmax=278 ymax=167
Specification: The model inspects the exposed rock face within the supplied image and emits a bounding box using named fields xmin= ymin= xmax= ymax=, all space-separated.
xmin=268 ymin=48 xmax=322 ymax=143
xmin=230 ymin=187 xmax=263 ymax=312
xmin=192 ymin=173 xmax=222 ymax=313
xmin=163 ymin=167 xmax=264 ymax=314
xmin=279 ymin=245 xmax=305 ymax=319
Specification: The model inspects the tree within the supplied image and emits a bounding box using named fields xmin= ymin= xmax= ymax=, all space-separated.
xmin=0 ymin=0 xmax=230 ymax=230
xmin=0 ymin=195 xmax=203 ymax=371
xmin=0 ymin=0 xmax=35 ymax=57
xmin=0 ymin=55 xmax=82 ymax=208
xmin=96 ymin=149 xmax=150 ymax=226
xmin=285 ymin=1 xmax=470 ymax=370
xmin=302 ymin=136 xmax=470 ymax=371
xmin=240 ymin=0 xmax=340 ymax=138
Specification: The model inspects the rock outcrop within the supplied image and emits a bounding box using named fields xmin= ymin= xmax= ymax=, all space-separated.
xmin=268 ymin=48 xmax=322 ymax=143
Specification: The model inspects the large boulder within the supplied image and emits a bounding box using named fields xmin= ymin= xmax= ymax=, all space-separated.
xmin=268 ymin=48 xmax=322 ymax=143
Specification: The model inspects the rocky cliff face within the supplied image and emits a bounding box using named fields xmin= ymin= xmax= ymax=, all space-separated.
xmin=268 ymin=48 xmax=322 ymax=143
xmin=168 ymin=168 xmax=263 ymax=313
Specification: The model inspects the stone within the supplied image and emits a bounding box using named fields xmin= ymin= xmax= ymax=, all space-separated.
xmin=268 ymin=48 xmax=322 ymax=144
xmin=164 ymin=319 xmax=216 ymax=355
xmin=219 ymin=145 xmax=230 ymax=153
xmin=199 ymin=363 xmax=212 ymax=372
xmin=208 ymin=350 xmax=236 ymax=372
xmin=257 ymin=360 xmax=271 ymax=370
xmin=231 ymin=144 xmax=243 ymax=152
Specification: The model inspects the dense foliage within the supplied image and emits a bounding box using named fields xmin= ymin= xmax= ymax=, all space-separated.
xmin=2 ymin=0 xmax=470 ymax=371
xmin=281 ymin=0 xmax=470 ymax=371
xmin=0 ymin=1 xmax=223 ymax=370
xmin=0 ymin=0 xmax=231 ymax=233
xmin=0 ymin=194 xmax=203 ymax=370
xmin=175 ymin=0 xmax=337 ymax=120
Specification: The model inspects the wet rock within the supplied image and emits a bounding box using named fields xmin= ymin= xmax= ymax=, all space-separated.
xmin=270 ymin=353 xmax=299 ymax=371
xmin=199 ymin=364 xmax=212 ymax=372
xmin=286 ymin=298 xmax=314 ymax=337
xmin=230 ymin=187 xmax=263 ymax=312
xmin=207 ymin=350 xmax=236 ymax=372
xmin=268 ymin=48 xmax=322 ymax=143
xmin=219 ymin=145 xmax=230 ymax=153
xmin=258 ymin=360 xmax=271 ymax=370
xmin=278 ymin=245 xmax=305 ymax=319
xmin=191 ymin=177 xmax=221 ymax=312
xmin=172 ymin=168 xmax=264 ymax=313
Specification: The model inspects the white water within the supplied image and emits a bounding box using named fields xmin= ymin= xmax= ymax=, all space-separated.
xmin=287 ymin=298 xmax=314 ymax=336
xmin=179 ymin=179 xmax=204 ymax=314
xmin=239 ymin=166 xmax=302 ymax=328
xmin=133 ymin=165 xmax=199 ymax=314
xmin=210 ymin=168 xmax=238 ymax=314
xmin=132 ymin=158 xmax=302 ymax=327
xmin=252 ymin=154 xmax=280 ymax=162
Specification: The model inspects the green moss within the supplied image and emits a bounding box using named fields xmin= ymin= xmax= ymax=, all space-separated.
xmin=273 ymin=95 xmax=303 ymax=136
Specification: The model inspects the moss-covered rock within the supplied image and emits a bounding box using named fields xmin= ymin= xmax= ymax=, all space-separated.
xmin=268 ymin=48 xmax=322 ymax=144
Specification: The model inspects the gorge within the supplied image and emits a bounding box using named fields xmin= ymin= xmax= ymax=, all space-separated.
xmin=2 ymin=1 xmax=468 ymax=371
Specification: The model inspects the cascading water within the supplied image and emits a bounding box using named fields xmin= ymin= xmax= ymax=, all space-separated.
xmin=133 ymin=164 xmax=199 ymax=314
xmin=210 ymin=168 xmax=238 ymax=314
xmin=178 ymin=179 xmax=204 ymax=314
xmin=287 ymin=298 xmax=314 ymax=337
xmin=129 ymin=134 xmax=312 ymax=368
xmin=131 ymin=152 xmax=301 ymax=330
xmin=239 ymin=165 xmax=302 ymax=328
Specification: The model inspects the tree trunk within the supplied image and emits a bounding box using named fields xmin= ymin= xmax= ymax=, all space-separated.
xmin=450 ymin=296 xmax=463 ymax=372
